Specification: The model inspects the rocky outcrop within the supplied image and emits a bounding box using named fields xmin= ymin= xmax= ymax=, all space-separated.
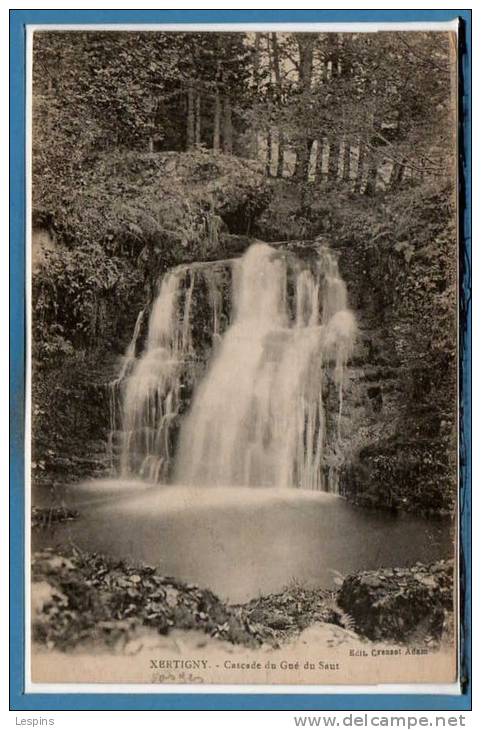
xmin=32 ymin=353 xmax=119 ymax=488
xmin=338 ymin=560 xmax=454 ymax=643
xmin=334 ymin=222 xmax=457 ymax=515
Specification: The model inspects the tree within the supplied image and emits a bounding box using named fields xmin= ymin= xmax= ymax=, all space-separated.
xmin=33 ymin=29 xmax=455 ymax=211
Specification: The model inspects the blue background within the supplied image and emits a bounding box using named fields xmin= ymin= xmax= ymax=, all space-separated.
xmin=10 ymin=8 xmax=472 ymax=712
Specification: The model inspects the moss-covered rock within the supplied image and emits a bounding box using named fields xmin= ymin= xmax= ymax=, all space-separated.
xmin=338 ymin=560 xmax=454 ymax=642
xmin=35 ymin=149 xmax=271 ymax=262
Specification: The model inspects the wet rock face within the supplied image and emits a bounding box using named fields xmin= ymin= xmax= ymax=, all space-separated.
xmin=332 ymin=228 xmax=457 ymax=515
xmin=340 ymin=439 xmax=455 ymax=514
xmin=337 ymin=560 xmax=454 ymax=642
xmin=32 ymin=354 xmax=119 ymax=487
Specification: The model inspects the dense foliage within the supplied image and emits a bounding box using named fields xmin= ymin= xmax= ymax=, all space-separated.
xmin=33 ymin=244 xmax=141 ymax=358
xmin=33 ymin=31 xmax=453 ymax=192
xmin=33 ymin=149 xmax=269 ymax=360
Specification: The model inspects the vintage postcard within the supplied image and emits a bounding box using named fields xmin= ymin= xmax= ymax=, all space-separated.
xmin=27 ymin=24 xmax=461 ymax=689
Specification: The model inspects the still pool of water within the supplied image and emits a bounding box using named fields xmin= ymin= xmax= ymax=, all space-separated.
xmin=33 ymin=480 xmax=453 ymax=604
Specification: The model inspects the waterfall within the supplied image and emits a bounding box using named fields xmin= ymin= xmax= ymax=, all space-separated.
xmin=107 ymin=308 xmax=144 ymax=470
xmin=109 ymin=261 xmax=232 ymax=481
xmin=174 ymin=243 xmax=356 ymax=489
xmin=119 ymin=271 xmax=183 ymax=481
xmin=111 ymin=241 xmax=356 ymax=490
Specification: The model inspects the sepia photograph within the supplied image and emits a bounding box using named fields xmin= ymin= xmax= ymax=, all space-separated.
xmin=28 ymin=25 xmax=460 ymax=688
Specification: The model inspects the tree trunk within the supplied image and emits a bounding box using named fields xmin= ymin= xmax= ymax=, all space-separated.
xmin=186 ymin=81 xmax=195 ymax=150
xmin=295 ymin=143 xmax=306 ymax=181
xmin=265 ymin=129 xmax=272 ymax=176
xmin=277 ymin=132 xmax=285 ymax=178
xmin=325 ymin=35 xmax=344 ymax=186
xmin=298 ymin=34 xmax=315 ymax=91
xmin=316 ymin=138 xmax=325 ymax=183
xmin=328 ymin=140 xmax=341 ymax=183
xmin=296 ymin=34 xmax=315 ymax=183
xmin=213 ymin=89 xmax=221 ymax=151
xmin=364 ymin=160 xmax=378 ymax=196
xmin=388 ymin=113 xmax=405 ymax=190
xmin=271 ymin=33 xmax=284 ymax=178
xmin=365 ymin=117 xmax=382 ymax=195
xmin=195 ymin=92 xmax=201 ymax=145
xmin=223 ymin=96 xmax=233 ymax=154
xmin=354 ymin=141 xmax=365 ymax=193
xmin=295 ymin=138 xmax=315 ymax=182
xmin=251 ymin=33 xmax=261 ymax=159
xmin=341 ymin=140 xmax=351 ymax=183
xmin=390 ymin=158 xmax=406 ymax=190
xmin=348 ymin=143 xmax=356 ymax=184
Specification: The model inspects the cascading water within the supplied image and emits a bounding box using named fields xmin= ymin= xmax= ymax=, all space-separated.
xmin=107 ymin=308 xmax=144 ymax=470
xmin=111 ymin=242 xmax=356 ymax=491
xmin=109 ymin=261 xmax=232 ymax=481
xmin=175 ymin=243 xmax=356 ymax=490
xmin=118 ymin=270 xmax=184 ymax=481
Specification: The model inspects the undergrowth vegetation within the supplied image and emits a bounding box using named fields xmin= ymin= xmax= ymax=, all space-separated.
xmin=31 ymin=548 xmax=454 ymax=653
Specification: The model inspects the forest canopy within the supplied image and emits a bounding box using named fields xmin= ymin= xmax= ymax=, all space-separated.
xmin=33 ymin=30 xmax=455 ymax=206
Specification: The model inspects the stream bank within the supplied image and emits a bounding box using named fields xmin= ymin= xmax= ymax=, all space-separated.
xmin=32 ymin=547 xmax=454 ymax=655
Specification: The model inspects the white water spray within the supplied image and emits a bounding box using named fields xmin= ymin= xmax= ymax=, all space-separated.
xmin=175 ymin=242 xmax=356 ymax=490
xmin=112 ymin=242 xmax=356 ymax=490
xmin=111 ymin=262 xmax=232 ymax=481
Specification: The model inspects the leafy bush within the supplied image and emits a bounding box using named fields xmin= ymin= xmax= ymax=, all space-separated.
xmin=33 ymin=243 xmax=142 ymax=360
xmin=34 ymin=149 xmax=270 ymax=260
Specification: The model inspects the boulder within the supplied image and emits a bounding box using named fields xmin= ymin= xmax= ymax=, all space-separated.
xmin=338 ymin=560 xmax=454 ymax=642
